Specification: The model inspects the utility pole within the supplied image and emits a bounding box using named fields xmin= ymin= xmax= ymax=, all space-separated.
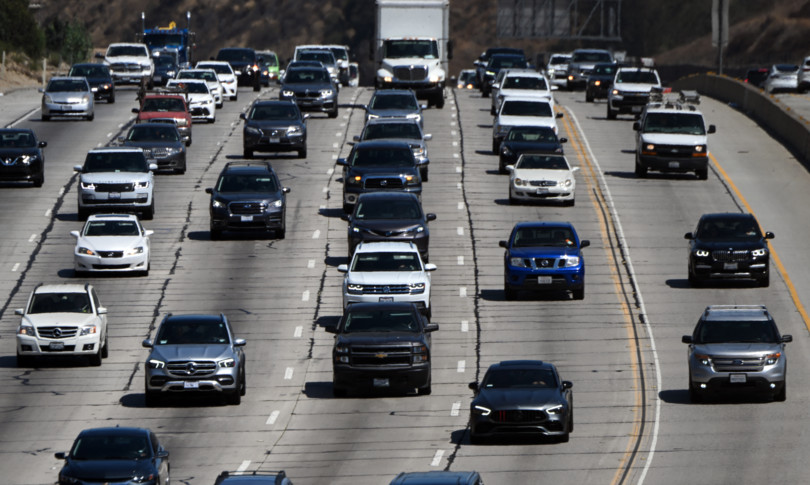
xmin=712 ymin=0 xmax=729 ymax=74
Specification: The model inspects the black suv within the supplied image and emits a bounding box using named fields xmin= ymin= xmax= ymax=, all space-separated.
xmin=685 ymin=213 xmax=774 ymax=287
xmin=216 ymin=47 xmax=261 ymax=89
xmin=0 ymin=128 xmax=46 ymax=186
xmin=240 ymin=100 xmax=308 ymax=159
xmin=343 ymin=192 xmax=435 ymax=262
xmin=337 ymin=140 xmax=422 ymax=213
xmin=326 ymin=302 xmax=438 ymax=397
xmin=215 ymin=470 xmax=293 ymax=485
xmin=206 ymin=162 xmax=290 ymax=239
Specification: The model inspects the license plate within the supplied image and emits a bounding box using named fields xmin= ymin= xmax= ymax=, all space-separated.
xmin=536 ymin=188 xmax=549 ymax=194
xmin=632 ymin=106 xmax=642 ymax=113
xmin=268 ymin=137 xmax=280 ymax=144
xmin=49 ymin=341 xmax=64 ymax=350
xmin=668 ymin=161 xmax=680 ymax=168
xmin=537 ymin=276 xmax=553 ymax=284
xmin=373 ymin=378 xmax=390 ymax=388
xmin=729 ymin=374 xmax=747 ymax=384
xmin=240 ymin=215 xmax=253 ymax=222
xmin=723 ymin=262 xmax=738 ymax=270
xmin=108 ymin=192 xmax=121 ymax=199
xmin=147 ymin=158 xmax=158 ymax=164
xmin=183 ymin=381 xmax=199 ymax=389
xmin=379 ymin=297 xmax=394 ymax=302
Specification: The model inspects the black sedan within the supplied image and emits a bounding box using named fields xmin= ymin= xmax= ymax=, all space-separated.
xmin=55 ymin=427 xmax=170 ymax=485
xmin=240 ymin=100 xmax=308 ymax=159
xmin=68 ymin=62 xmax=115 ymax=103
xmin=343 ymin=191 xmax=436 ymax=262
xmin=119 ymin=123 xmax=187 ymax=174
xmin=279 ymin=66 xmax=338 ymax=118
xmin=469 ymin=360 xmax=573 ymax=443
xmin=585 ymin=62 xmax=618 ymax=102
xmin=0 ymin=128 xmax=46 ymax=186
xmin=685 ymin=212 xmax=774 ymax=287
xmin=498 ymin=126 xmax=566 ymax=173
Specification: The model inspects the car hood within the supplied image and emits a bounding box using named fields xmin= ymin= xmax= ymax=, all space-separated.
xmin=640 ymin=133 xmax=707 ymax=145
xmin=367 ymin=108 xmax=420 ymax=118
xmin=282 ymin=81 xmax=334 ymax=92
xmin=346 ymin=271 xmax=427 ymax=285
xmin=247 ymin=120 xmax=303 ymax=130
xmin=22 ymin=312 xmax=99 ymax=328
xmin=588 ymin=74 xmax=614 ymax=82
xmin=382 ymin=58 xmax=441 ymax=72
xmin=106 ymin=55 xmax=150 ymax=65
xmin=501 ymin=141 xmax=562 ymax=153
xmin=81 ymin=172 xmax=151 ymax=183
xmin=123 ymin=141 xmax=184 ymax=150
xmin=512 ymin=168 xmax=572 ymax=181
xmin=352 ymin=219 xmax=423 ymax=233
xmin=139 ymin=111 xmax=187 ymax=121
xmin=693 ymin=239 xmax=765 ymax=251
xmin=149 ymin=344 xmax=234 ymax=361
xmin=213 ymin=192 xmax=283 ymax=204
xmin=77 ymin=235 xmax=146 ymax=252
xmin=0 ymin=148 xmax=41 ymax=157
xmin=476 ymin=387 xmax=563 ymax=408
xmin=498 ymin=88 xmax=551 ymax=100
xmin=498 ymin=115 xmax=556 ymax=129
xmin=693 ymin=342 xmax=781 ymax=356
xmin=349 ymin=166 xmax=417 ymax=176
xmin=509 ymin=246 xmax=580 ymax=258
xmin=45 ymin=91 xmax=89 ymax=102
xmin=63 ymin=459 xmax=154 ymax=481
xmin=185 ymin=93 xmax=213 ymax=103
xmin=613 ymin=82 xmax=659 ymax=93
xmin=336 ymin=333 xmax=424 ymax=344
xmin=361 ymin=137 xmax=424 ymax=149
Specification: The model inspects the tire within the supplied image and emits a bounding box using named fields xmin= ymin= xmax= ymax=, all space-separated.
xmin=688 ymin=377 xmax=703 ymax=403
xmin=86 ymin=113 xmax=94 ymax=121
xmin=89 ymin=348 xmax=102 ymax=366
xmin=141 ymin=262 xmax=150 ymax=277
xmin=508 ymin=193 xmax=517 ymax=205
xmin=209 ymin=117 xmax=216 ymax=124
xmin=42 ymin=115 xmax=50 ymax=121
xmin=101 ymin=335 xmax=109 ymax=358
xmin=418 ymin=381 xmax=432 ymax=395
xmin=144 ymin=391 xmax=160 ymax=407
xmin=231 ymin=95 xmax=238 ymax=101
xmin=565 ymin=198 xmax=575 ymax=207
xmin=186 ymin=138 xmax=192 ymax=147
xmin=490 ymin=106 xmax=496 ymax=115
xmin=425 ymin=305 xmax=432 ymax=321
xmin=244 ymin=148 xmax=253 ymax=159
xmin=557 ymin=430 xmax=570 ymax=443
xmin=240 ymin=366 xmax=247 ymax=396
xmin=435 ymin=94 xmax=445 ymax=109
xmin=688 ymin=270 xmax=700 ymax=287
xmin=16 ymin=353 xmax=33 ymax=368
xmin=328 ymin=108 xmax=338 ymax=119
xmin=298 ymin=148 xmax=307 ymax=158
xmin=142 ymin=202 xmax=154 ymax=221
xmin=469 ymin=431 xmax=484 ymax=445
xmin=420 ymin=167 xmax=428 ymax=182
xmin=759 ymin=271 xmax=770 ymax=287
xmin=492 ymin=139 xmax=499 ymax=154
xmin=78 ymin=207 xmax=90 ymax=220
xmin=774 ymin=381 xmax=786 ymax=402
xmin=227 ymin=377 xmax=243 ymax=405
xmin=696 ymin=168 xmax=708 ymax=180
xmin=343 ymin=203 xmax=353 ymax=214
xmin=210 ymin=228 xmax=222 ymax=241
xmin=108 ymin=92 xmax=115 ymax=104
xmin=32 ymin=174 xmax=44 ymax=187
xmin=572 ymin=286 xmax=584 ymax=300
xmin=606 ymin=105 xmax=617 ymax=120
xmin=175 ymin=163 xmax=186 ymax=175
xmin=332 ymin=384 xmax=348 ymax=398
xmin=586 ymin=92 xmax=594 ymax=103
xmin=277 ymin=219 xmax=286 ymax=239
xmin=635 ymin=159 xmax=647 ymax=178
xmin=504 ymin=284 xmax=516 ymax=301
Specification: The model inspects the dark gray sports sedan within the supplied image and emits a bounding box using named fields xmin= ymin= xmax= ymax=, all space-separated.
xmin=119 ymin=123 xmax=187 ymax=174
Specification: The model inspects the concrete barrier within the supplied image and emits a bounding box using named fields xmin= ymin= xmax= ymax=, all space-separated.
xmin=672 ymin=74 xmax=810 ymax=165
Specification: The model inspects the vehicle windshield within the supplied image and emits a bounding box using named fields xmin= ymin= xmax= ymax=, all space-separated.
xmin=572 ymin=51 xmax=612 ymax=63
xmin=355 ymin=199 xmax=421 ymax=219
xmin=126 ymin=125 xmax=180 ymax=142
xmin=83 ymin=220 xmax=140 ymax=237
xmin=298 ymin=51 xmax=335 ymax=66
xmin=69 ymin=65 xmax=108 ymax=77
xmin=549 ymin=55 xmax=571 ymax=65
xmin=643 ymin=113 xmax=705 ymax=135
xmin=775 ymin=64 xmax=799 ymax=73
xmin=172 ymin=81 xmax=208 ymax=94
xmin=154 ymin=56 xmax=177 ymax=68
xmin=71 ymin=434 xmax=151 ymax=461
xmin=285 ymin=68 xmax=330 ymax=83
xmin=0 ymin=131 xmax=35 ymax=148
xmin=696 ymin=218 xmax=762 ymax=241
xmin=199 ymin=64 xmax=231 ymax=74
xmin=350 ymin=147 xmax=414 ymax=167
xmin=107 ymin=45 xmax=148 ymax=57
xmin=144 ymin=33 xmax=184 ymax=48
xmin=696 ymin=320 xmax=779 ymax=344
xmin=351 ymin=252 xmax=422 ymax=272
xmin=592 ymin=64 xmax=616 ymax=76
xmin=516 ymin=155 xmax=569 ymax=170
xmin=370 ymin=95 xmax=418 ymax=110
xmin=501 ymin=101 xmax=553 ymax=117
xmin=512 ymin=227 xmax=575 ymax=248
xmin=343 ymin=309 xmax=419 ymax=333
xmin=141 ymin=97 xmax=185 ymax=112
xmin=363 ymin=122 xmax=421 ymax=140
xmin=215 ymin=174 xmax=278 ymax=193
xmin=330 ymin=47 xmax=349 ymax=61
xmin=217 ymin=49 xmax=255 ymax=63
xmin=482 ymin=368 xmax=557 ymax=389
xmin=502 ymin=76 xmax=548 ymax=90
xmin=178 ymin=71 xmax=216 ymax=81
xmin=29 ymin=292 xmax=92 ymax=314
xmin=505 ymin=127 xmax=557 ymax=142
xmin=47 ymin=80 xmax=87 ymax=92
xmin=383 ymin=39 xmax=438 ymax=59
xmin=83 ymin=152 xmax=148 ymax=173
xmin=616 ymin=70 xmax=659 ymax=84
xmin=249 ymin=104 xmax=299 ymax=121
xmin=156 ymin=319 xmax=230 ymax=345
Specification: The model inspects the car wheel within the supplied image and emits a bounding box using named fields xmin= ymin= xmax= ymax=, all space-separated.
xmin=572 ymin=286 xmax=585 ymax=300
xmin=634 ymin=159 xmax=647 ymax=178
xmin=33 ymin=174 xmax=44 ymax=187
xmin=332 ymin=384 xmax=348 ymax=398
xmin=418 ymin=381 xmax=432 ymax=395
xmin=144 ymin=391 xmax=160 ymax=407
xmin=435 ymin=95 xmax=445 ymax=109
xmin=498 ymin=158 xmax=507 ymax=174
xmin=298 ymin=148 xmax=307 ymax=158
xmin=557 ymin=430 xmax=570 ymax=443
xmin=492 ymin=139 xmax=499 ymax=154
xmin=77 ymin=207 xmax=90 ymax=220
xmin=175 ymin=164 xmax=186 ymax=175
xmin=696 ymin=168 xmax=708 ymax=180
xmin=142 ymin=202 xmax=154 ymax=221
xmin=606 ymin=105 xmax=617 ymax=120
xmin=42 ymin=115 xmax=50 ymax=121
xmin=565 ymin=198 xmax=575 ymax=207
xmin=343 ymin=203 xmax=353 ymax=214
xmin=586 ymin=91 xmax=594 ymax=102
xmin=508 ymin=191 xmax=517 ymax=205
xmin=227 ymin=386 xmax=242 ymax=405
xmin=328 ymin=108 xmax=339 ymax=118
xmin=469 ymin=431 xmax=484 ymax=445
xmin=688 ymin=377 xmax=703 ymax=403
xmin=89 ymin=348 xmax=102 ymax=367
xmin=16 ymin=353 xmax=33 ymax=368
xmin=108 ymin=92 xmax=115 ymax=104
xmin=420 ymin=167 xmax=428 ymax=182
xmin=186 ymin=137 xmax=192 ymax=147
xmin=490 ymin=106 xmax=496 ymax=115
xmin=504 ymin=284 xmax=517 ymax=301
xmin=482 ymin=89 xmax=489 ymax=98
xmin=86 ymin=113 xmax=94 ymax=121
xmin=277 ymin=219 xmax=286 ymax=239
xmin=209 ymin=117 xmax=216 ymax=124
xmin=141 ymin=262 xmax=150 ymax=277
xmin=425 ymin=304 xmax=432 ymax=321
xmin=231 ymin=95 xmax=238 ymax=101
xmin=240 ymin=366 xmax=247 ymax=396
xmin=210 ymin=227 xmax=222 ymax=240
xmin=243 ymin=148 xmax=253 ymax=159
xmin=101 ymin=335 xmax=109 ymax=358
xmin=774 ymin=381 xmax=786 ymax=402
xmin=759 ymin=271 xmax=770 ymax=287
xmin=688 ymin=270 xmax=702 ymax=287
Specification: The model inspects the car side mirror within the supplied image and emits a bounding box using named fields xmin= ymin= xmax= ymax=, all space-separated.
xmin=505 ymin=165 xmax=515 ymax=172
xmin=424 ymin=322 xmax=439 ymax=332
xmin=97 ymin=307 xmax=107 ymax=315
xmin=556 ymin=112 xmax=564 ymax=118
xmin=632 ymin=122 xmax=640 ymax=131
xmin=302 ymin=113 xmax=310 ymax=120
xmin=70 ymin=230 xmax=80 ymax=238
xmin=765 ymin=231 xmax=775 ymax=239
xmin=341 ymin=214 xmax=350 ymax=222
xmin=205 ymin=188 xmax=214 ymax=194
xmin=132 ymin=108 xmax=140 ymax=114
xmin=424 ymin=134 xmax=432 ymax=141
xmin=425 ymin=263 xmax=437 ymax=271
xmin=707 ymin=125 xmax=716 ymax=134
xmin=73 ymin=165 xmax=83 ymax=172
xmin=681 ymin=335 xmax=693 ymax=344
xmin=325 ymin=326 xmax=338 ymax=334
xmin=142 ymin=339 xmax=153 ymax=348
xmin=233 ymin=338 xmax=246 ymax=347
xmin=148 ymin=163 xmax=158 ymax=171
xmin=14 ymin=308 xmax=24 ymax=316
xmin=39 ymin=141 xmax=47 ymax=148
xmin=336 ymin=158 xmax=348 ymax=166
xmin=282 ymin=187 xmax=291 ymax=194
xmin=55 ymin=452 xmax=67 ymax=460
xmin=562 ymin=381 xmax=573 ymax=389
xmin=492 ymin=83 xmax=500 ymax=90
xmin=579 ymin=240 xmax=590 ymax=249
xmin=420 ymin=104 xmax=428 ymax=110
xmin=684 ymin=232 xmax=694 ymax=240
xmin=571 ymin=166 xmax=580 ymax=173
xmin=468 ymin=381 xmax=479 ymax=391
xmin=337 ymin=264 xmax=348 ymax=273
xmin=144 ymin=230 xmax=155 ymax=237
xmin=95 ymin=52 xmax=105 ymax=60
xmin=499 ymin=240 xmax=508 ymax=248
xmin=156 ymin=450 xmax=169 ymax=459
xmin=239 ymin=113 xmax=247 ymax=120
xmin=559 ymin=137 xmax=567 ymax=143
xmin=353 ymin=135 xmax=360 ymax=142
xmin=38 ymin=87 xmax=45 ymax=93
xmin=426 ymin=213 xmax=437 ymax=222
xmin=782 ymin=334 xmax=793 ymax=343
xmin=117 ymin=136 xmax=125 ymax=144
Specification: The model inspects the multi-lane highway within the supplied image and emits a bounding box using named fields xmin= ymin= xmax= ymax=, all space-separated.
xmin=1 ymin=80 xmax=810 ymax=485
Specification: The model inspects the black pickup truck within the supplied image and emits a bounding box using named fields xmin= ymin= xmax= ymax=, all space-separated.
xmin=327 ymin=302 xmax=438 ymax=397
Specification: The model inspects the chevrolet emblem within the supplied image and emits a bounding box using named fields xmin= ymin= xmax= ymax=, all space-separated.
xmin=375 ymin=352 xmax=388 ymax=358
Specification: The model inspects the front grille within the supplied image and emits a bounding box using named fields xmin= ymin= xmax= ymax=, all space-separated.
xmin=40 ymin=345 xmax=76 ymax=352
xmin=261 ymin=128 xmax=284 ymax=137
xmin=294 ymin=91 xmax=321 ymax=98
xmin=531 ymin=257 xmax=559 ymax=268
xmin=621 ymin=93 xmax=649 ymax=105
xmin=359 ymin=284 xmax=410 ymax=294
xmin=492 ymin=409 xmax=547 ymax=423
xmin=92 ymin=264 xmax=131 ymax=270
xmin=166 ymin=360 xmax=218 ymax=377
xmin=110 ymin=62 xmax=142 ymax=74
xmin=364 ymin=177 xmax=404 ymax=189
xmin=1 ymin=157 xmax=27 ymax=166
xmin=229 ymin=201 xmax=266 ymax=215
xmin=368 ymin=228 xmax=408 ymax=237
xmin=37 ymin=326 xmax=79 ymax=339
xmin=145 ymin=148 xmax=171 ymax=159
xmin=350 ymin=345 xmax=412 ymax=366
xmin=712 ymin=250 xmax=751 ymax=262
xmin=97 ymin=251 xmax=124 ymax=258
xmin=95 ymin=183 xmax=134 ymax=193
xmin=654 ymin=144 xmax=695 ymax=158
xmin=712 ymin=356 xmax=765 ymax=372
xmin=529 ymin=180 xmax=558 ymax=187
xmin=393 ymin=65 xmax=428 ymax=81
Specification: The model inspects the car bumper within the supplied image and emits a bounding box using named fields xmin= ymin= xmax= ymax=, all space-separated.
xmin=638 ymin=154 xmax=708 ymax=173
xmin=690 ymin=257 xmax=768 ymax=281
xmin=333 ymin=364 xmax=430 ymax=391
xmin=189 ymin=106 xmax=215 ymax=121
xmin=211 ymin=209 xmax=284 ymax=232
xmin=146 ymin=370 xmax=240 ymax=393
xmin=510 ymin=184 xmax=574 ymax=202
xmin=0 ymin=163 xmax=44 ymax=181
xmin=608 ymin=95 xmax=650 ymax=113
xmin=344 ymin=293 xmax=428 ymax=311
xmin=504 ymin=266 xmax=585 ymax=292
xmin=75 ymin=252 xmax=149 ymax=273
xmin=79 ymin=192 xmax=152 ymax=211
xmin=689 ymin=362 xmax=785 ymax=392
xmin=42 ymin=102 xmax=92 ymax=117
xmin=145 ymin=152 xmax=186 ymax=171
xmin=17 ymin=335 xmax=101 ymax=357
xmin=469 ymin=411 xmax=569 ymax=438
xmin=243 ymin=133 xmax=305 ymax=153
xmin=377 ymin=81 xmax=442 ymax=99
xmin=91 ymin=85 xmax=114 ymax=100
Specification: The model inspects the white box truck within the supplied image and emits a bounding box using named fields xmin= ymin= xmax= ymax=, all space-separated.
xmin=374 ymin=0 xmax=451 ymax=108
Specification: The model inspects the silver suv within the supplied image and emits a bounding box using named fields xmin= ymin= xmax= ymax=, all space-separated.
xmin=143 ymin=313 xmax=246 ymax=406
xmin=682 ymin=305 xmax=791 ymax=403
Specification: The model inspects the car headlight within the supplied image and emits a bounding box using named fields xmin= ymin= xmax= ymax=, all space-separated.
xmin=693 ymin=145 xmax=707 ymax=154
xmin=501 ymin=146 xmax=512 ymax=156
xmin=404 ymin=175 xmax=416 ymax=184
xmin=564 ymin=256 xmax=581 ymax=267
xmin=132 ymin=473 xmax=157 ymax=484
xmin=218 ymin=358 xmax=236 ymax=368
xmin=17 ymin=323 xmax=35 ymax=336
xmin=77 ymin=247 xmax=96 ymax=256
xmin=212 ymin=199 xmax=226 ymax=209
xmin=509 ymin=257 xmax=527 ymax=267
xmin=271 ymin=199 xmax=283 ymax=208
xmin=612 ymin=89 xmax=620 ymax=96
xmin=286 ymin=126 xmax=303 ymax=136
xmin=485 ymin=71 xmax=495 ymax=76
xmin=245 ymin=126 xmax=261 ymax=136
xmin=44 ymin=94 xmax=54 ymax=103
xmin=282 ymin=90 xmax=295 ymax=97
xmin=643 ymin=143 xmax=656 ymax=153
xmin=497 ymin=125 xmax=511 ymax=136
xmin=19 ymin=155 xmax=34 ymax=165
xmin=347 ymin=175 xmax=362 ymax=186
xmin=765 ymin=352 xmax=781 ymax=365
xmin=695 ymin=353 xmax=710 ymax=366
xmin=126 ymin=247 xmax=144 ymax=256
xmin=175 ymin=117 xmax=188 ymax=127
xmin=383 ymin=75 xmax=393 ymax=83
xmin=409 ymin=283 xmax=425 ymax=294
xmin=147 ymin=359 xmax=165 ymax=369
xmin=563 ymin=178 xmax=573 ymax=187
xmin=320 ymin=89 xmax=333 ymax=96
xmin=406 ymin=113 xmax=421 ymax=121
xmin=694 ymin=249 xmax=710 ymax=257
xmin=412 ymin=147 xmax=425 ymax=157
xmin=752 ymin=248 xmax=767 ymax=257
xmin=594 ymin=80 xmax=602 ymax=86
xmin=473 ymin=405 xmax=491 ymax=416
xmin=335 ymin=344 xmax=349 ymax=354
xmin=547 ymin=404 xmax=565 ymax=415
xmin=429 ymin=74 xmax=442 ymax=83
xmin=135 ymin=181 xmax=149 ymax=189
xmin=58 ymin=473 xmax=81 ymax=484
xmin=79 ymin=325 xmax=98 ymax=336
xmin=347 ymin=283 xmax=363 ymax=294
xmin=80 ymin=181 xmax=96 ymax=190
xmin=513 ymin=178 xmax=525 ymax=187
xmin=351 ymin=226 xmax=361 ymax=233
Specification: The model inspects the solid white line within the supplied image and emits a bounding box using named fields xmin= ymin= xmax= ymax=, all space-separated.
xmin=567 ymin=109 xmax=662 ymax=485
xmin=457 ymin=360 xmax=466 ymax=372
xmin=294 ymin=326 xmax=303 ymax=338
xmin=312 ymin=230 xmax=320 ymax=239
xmin=430 ymin=449 xmax=445 ymax=467
xmin=11 ymin=263 xmax=20 ymax=272
xmin=450 ymin=401 xmax=461 ymax=416
xmin=457 ymin=256 xmax=464 ymax=265
xmin=236 ymin=460 xmax=251 ymax=473
xmin=284 ymin=367 xmax=294 ymax=380
xmin=307 ymin=260 xmax=315 ymax=269
xmin=459 ymin=287 xmax=467 ymax=297
xmin=107 ymin=132 xmax=113 ymax=138
xmin=461 ymin=320 xmax=469 ymax=332
xmin=302 ymin=290 xmax=310 ymax=301
xmin=28 ymin=234 xmax=36 ymax=242
xmin=266 ymin=410 xmax=280 ymax=425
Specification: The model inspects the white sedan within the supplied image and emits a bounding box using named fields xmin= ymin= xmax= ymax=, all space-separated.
xmin=167 ymin=80 xmax=216 ymax=123
xmin=71 ymin=214 xmax=153 ymax=276
xmin=507 ymin=153 xmax=579 ymax=205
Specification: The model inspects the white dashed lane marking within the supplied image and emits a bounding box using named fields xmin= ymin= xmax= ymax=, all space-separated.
xmin=461 ymin=320 xmax=469 ymax=332
xmin=451 ymin=402 xmax=461 ymax=416
xmin=431 ymin=450 xmax=445 ymax=467
xmin=266 ymin=410 xmax=280 ymax=425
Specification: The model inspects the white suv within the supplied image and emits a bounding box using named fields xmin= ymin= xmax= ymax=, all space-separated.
xmin=338 ymin=241 xmax=437 ymax=318
xmin=15 ymin=283 xmax=108 ymax=367
xmin=101 ymin=42 xmax=154 ymax=85
xmin=606 ymin=67 xmax=662 ymax=119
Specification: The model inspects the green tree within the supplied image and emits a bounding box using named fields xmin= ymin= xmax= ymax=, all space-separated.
xmin=0 ymin=0 xmax=45 ymax=58
xmin=61 ymin=20 xmax=92 ymax=64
